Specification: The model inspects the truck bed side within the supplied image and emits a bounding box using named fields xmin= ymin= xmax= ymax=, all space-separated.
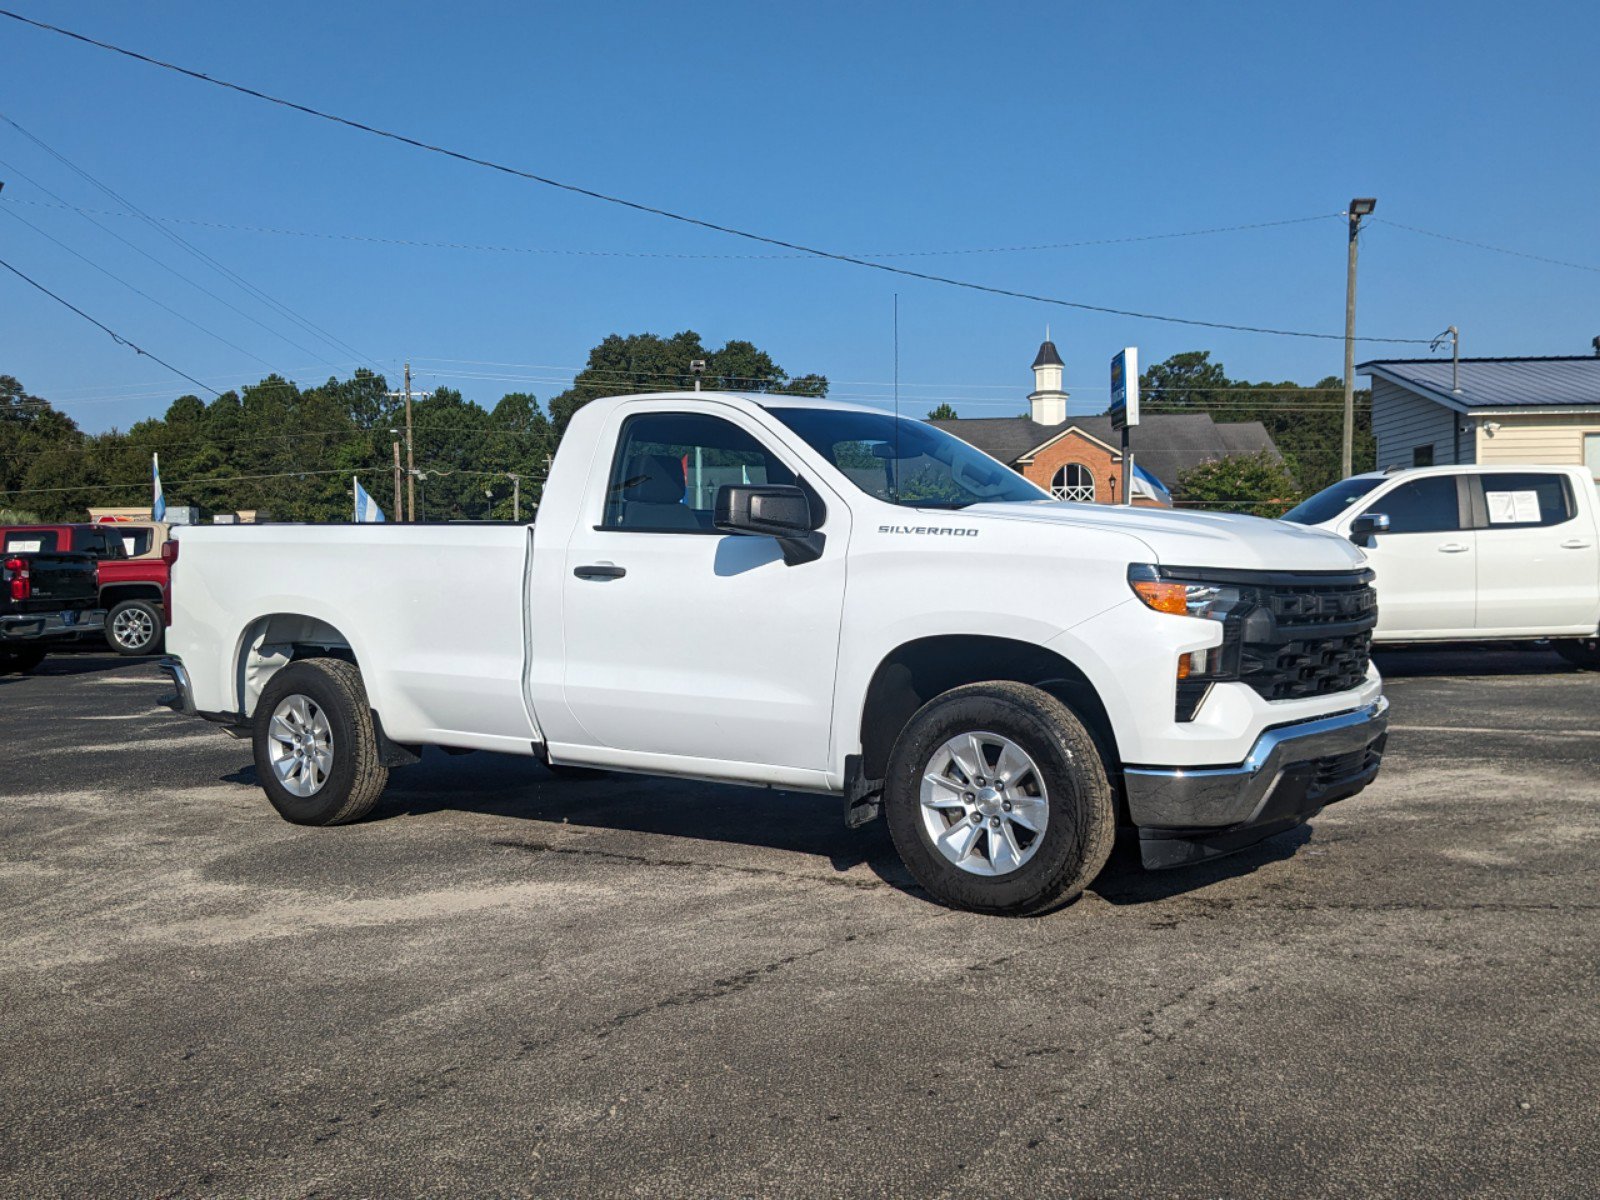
xmin=167 ymin=524 xmax=539 ymax=754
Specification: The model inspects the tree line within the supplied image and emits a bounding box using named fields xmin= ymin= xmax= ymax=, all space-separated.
xmin=0 ymin=332 xmax=827 ymax=523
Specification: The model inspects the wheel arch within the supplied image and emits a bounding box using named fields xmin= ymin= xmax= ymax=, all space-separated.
xmin=234 ymin=612 xmax=361 ymax=720
xmin=100 ymin=583 xmax=166 ymax=608
xmin=857 ymin=634 xmax=1121 ymax=788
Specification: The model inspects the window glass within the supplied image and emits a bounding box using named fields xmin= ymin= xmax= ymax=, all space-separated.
xmin=1363 ymin=476 xmax=1460 ymax=534
xmin=602 ymin=412 xmax=795 ymax=532
xmin=1479 ymin=472 xmax=1573 ymax=529
xmin=3 ymin=533 xmax=48 ymax=553
xmin=1280 ymin=475 xmax=1384 ymax=524
xmin=117 ymin=527 xmax=154 ymax=557
xmin=1051 ymin=463 xmax=1095 ymax=502
xmin=768 ymin=407 xmax=1047 ymax=508
xmin=1412 ymin=445 xmax=1434 ymax=467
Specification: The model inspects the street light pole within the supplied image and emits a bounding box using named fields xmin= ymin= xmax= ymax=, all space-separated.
xmin=1343 ymin=197 xmax=1376 ymax=480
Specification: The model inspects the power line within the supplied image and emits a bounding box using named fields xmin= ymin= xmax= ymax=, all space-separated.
xmin=0 ymin=10 xmax=1432 ymax=345
xmin=0 ymin=194 xmax=1342 ymax=261
xmin=0 ymin=149 xmax=340 ymax=367
xmin=0 ymin=202 xmax=281 ymax=372
xmin=0 ymin=254 xmax=219 ymax=396
xmin=0 ymin=111 xmax=377 ymax=369
xmin=1374 ymin=217 xmax=1600 ymax=276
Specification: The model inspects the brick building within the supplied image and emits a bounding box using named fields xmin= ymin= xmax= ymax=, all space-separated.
xmin=930 ymin=339 xmax=1280 ymax=505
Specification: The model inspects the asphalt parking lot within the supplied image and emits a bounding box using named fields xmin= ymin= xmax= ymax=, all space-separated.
xmin=2 ymin=649 xmax=1597 ymax=1198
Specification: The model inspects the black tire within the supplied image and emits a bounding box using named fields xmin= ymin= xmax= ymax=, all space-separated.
xmin=0 ymin=646 xmax=47 ymax=674
xmin=252 ymin=658 xmax=388 ymax=825
xmin=884 ymin=681 xmax=1116 ymax=916
xmin=105 ymin=599 xmax=164 ymax=656
xmin=1556 ymin=636 xmax=1600 ymax=670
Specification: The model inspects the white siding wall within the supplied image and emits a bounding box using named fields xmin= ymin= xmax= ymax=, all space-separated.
xmin=1475 ymin=413 xmax=1600 ymax=477
xmin=1371 ymin=378 xmax=1468 ymax=469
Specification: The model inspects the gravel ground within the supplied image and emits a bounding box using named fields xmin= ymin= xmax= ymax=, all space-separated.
xmin=1 ymin=647 xmax=1596 ymax=1198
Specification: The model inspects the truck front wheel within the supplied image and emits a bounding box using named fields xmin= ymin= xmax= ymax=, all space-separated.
xmin=884 ymin=682 xmax=1115 ymax=916
xmin=252 ymin=658 xmax=388 ymax=825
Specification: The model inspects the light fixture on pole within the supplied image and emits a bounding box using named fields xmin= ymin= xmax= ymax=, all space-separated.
xmin=1342 ymin=197 xmax=1376 ymax=480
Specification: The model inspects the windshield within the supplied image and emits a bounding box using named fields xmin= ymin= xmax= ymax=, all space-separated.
xmin=1281 ymin=476 xmax=1386 ymax=524
xmin=767 ymin=407 xmax=1048 ymax=508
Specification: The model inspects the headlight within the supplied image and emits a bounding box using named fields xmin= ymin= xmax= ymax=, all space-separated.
xmin=1127 ymin=564 xmax=1242 ymax=620
xmin=1128 ymin=565 xmax=1255 ymax=720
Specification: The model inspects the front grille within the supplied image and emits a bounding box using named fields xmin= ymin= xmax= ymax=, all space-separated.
xmin=1240 ymin=575 xmax=1376 ymax=701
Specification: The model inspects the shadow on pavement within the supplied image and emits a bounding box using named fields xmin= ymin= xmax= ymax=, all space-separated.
xmin=1372 ymin=643 xmax=1579 ymax=679
xmin=225 ymin=746 xmax=1317 ymax=910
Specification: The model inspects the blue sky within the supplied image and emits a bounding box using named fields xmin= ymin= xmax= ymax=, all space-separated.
xmin=2 ymin=0 xmax=1596 ymax=432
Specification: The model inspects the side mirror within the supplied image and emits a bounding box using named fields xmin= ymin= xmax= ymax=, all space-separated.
xmin=714 ymin=484 xmax=825 ymax=565
xmin=1350 ymin=512 xmax=1389 ymax=547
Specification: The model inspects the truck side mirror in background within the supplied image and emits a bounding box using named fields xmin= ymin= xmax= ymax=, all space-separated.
xmin=1350 ymin=512 xmax=1389 ymax=548
xmin=714 ymin=484 xmax=825 ymax=565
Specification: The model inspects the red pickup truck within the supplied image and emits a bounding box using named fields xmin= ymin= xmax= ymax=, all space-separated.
xmin=0 ymin=522 xmax=173 ymax=655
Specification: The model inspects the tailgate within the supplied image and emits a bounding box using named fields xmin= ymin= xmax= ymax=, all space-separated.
xmin=5 ymin=552 xmax=99 ymax=612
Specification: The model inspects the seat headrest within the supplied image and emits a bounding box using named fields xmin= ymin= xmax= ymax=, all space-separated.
xmin=624 ymin=454 xmax=687 ymax=505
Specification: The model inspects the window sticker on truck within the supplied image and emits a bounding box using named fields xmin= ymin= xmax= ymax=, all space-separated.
xmin=878 ymin=525 xmax=979 ymax=537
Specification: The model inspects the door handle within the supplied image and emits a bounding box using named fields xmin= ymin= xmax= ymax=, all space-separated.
xmin=1437 ymin=543 xmax=1470 ymax=553
xmin=1561 ymin=539 xmax=1592 ymax=550
xmin=573 ymin=563 xmax=626 ymax=580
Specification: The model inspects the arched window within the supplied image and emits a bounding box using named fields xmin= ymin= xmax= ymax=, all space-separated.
xmin=1051 ymin=463 xmax=1096 ymax=503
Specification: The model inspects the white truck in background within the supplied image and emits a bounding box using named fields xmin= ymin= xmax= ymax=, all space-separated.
xmin=1283 ymin=464 xmax=1600 ymax=666
xmin=162 ymin=392 xmax=1388 ymax=915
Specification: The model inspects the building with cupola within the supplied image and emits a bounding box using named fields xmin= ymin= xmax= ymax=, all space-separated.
xmin=929 ymin=336 xmax=1281 ymax=506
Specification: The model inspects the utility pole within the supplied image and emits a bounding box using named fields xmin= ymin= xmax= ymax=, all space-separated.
xmin=385 ymin=366 xmax=432 ymax=522
xmin=404 ymin=363 xmax=416 ymax=522
xmin=390 ymin=430 xmax=403 ymax=519
xmin=1343 ymin=198 xmax=1376 ymax=480
xmin=510 ymin=473 xmax=521 ymax=522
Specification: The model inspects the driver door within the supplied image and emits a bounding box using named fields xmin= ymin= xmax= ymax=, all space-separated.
xmin=557 ymin=404 xmax=850 ymax=773
xmin=1350 ymin=474 xmax=1476 ymax=637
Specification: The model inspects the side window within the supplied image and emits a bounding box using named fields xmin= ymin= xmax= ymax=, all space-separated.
xmin=1365 ymin=476 xmax=1460 ymax=534
xmin=601 ymin=412 xmax=796 ymax=533
xmin=1479 ymin=472 xmax=1574 ymax=529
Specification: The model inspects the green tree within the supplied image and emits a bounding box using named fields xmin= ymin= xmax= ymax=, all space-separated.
xmin=1136 ymin=351 xmax=1373 ymax=495
xmin=1175 ymin=452 xmax=1302 ymax=517
xmin=547 ymin=331 xmax=828 ymax=437
xmin=926 ymin=402 xmax=958 ymax=420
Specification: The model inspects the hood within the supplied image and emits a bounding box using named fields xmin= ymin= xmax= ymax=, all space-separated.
xmin=953 ymin=501 xmax=1368 ymax=573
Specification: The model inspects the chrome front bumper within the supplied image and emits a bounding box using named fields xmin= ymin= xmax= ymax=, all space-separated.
xmin=1123 ymin=697 xmax=1389 ymax=865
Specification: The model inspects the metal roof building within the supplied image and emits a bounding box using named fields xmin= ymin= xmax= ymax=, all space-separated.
xmin=1359 ymin=356 xmax=1600 ymax=475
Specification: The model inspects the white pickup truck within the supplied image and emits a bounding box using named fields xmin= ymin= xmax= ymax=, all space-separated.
xmin=1282 ymin=464 xmax=1600 ymax=666
xmin=162 ymin=392 xmax=1388 ymax=914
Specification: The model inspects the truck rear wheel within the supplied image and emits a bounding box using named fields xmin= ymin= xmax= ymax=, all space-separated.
xmin=105 ymin=599 xmax=163 ymax=656
xmin=252 ymin=658 xmax=388 ymax=825
xmin=884 ymin=682 xmax=1115 ymax=916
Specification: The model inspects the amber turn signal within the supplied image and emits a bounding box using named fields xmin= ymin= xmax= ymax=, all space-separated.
xmin=1131 ymin=578 xmax=1189 ymax=616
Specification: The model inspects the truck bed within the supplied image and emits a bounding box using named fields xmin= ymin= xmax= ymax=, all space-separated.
xmin=168 ymin=524 xmax=539 ymax=753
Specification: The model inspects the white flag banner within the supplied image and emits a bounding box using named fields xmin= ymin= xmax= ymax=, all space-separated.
xmin=353 ymin=477 xmax=385 ymax=523
xmin=152 ymin=453 xmax=166 ymax=521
